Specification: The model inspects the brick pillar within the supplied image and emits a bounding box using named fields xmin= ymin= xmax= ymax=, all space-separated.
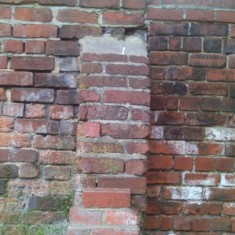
xmin=67 ymin=35 xmax=150 ymax=235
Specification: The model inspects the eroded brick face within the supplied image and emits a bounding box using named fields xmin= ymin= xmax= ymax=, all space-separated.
xmin=0 ymin=1 xmax=235 ymax=234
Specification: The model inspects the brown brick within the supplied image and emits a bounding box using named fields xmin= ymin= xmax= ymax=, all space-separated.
xmin=215 ymin=10 xmax=235 ymax=23
xmin=80 ymin=158 xmax=124 ymax=174
xmin=189 ymin=53 xmax=226 ymax=68
xmin=38 ymin=0 xmax=77 ymax=5
xmin=14 ymin=7 xmax=52 ymax=22
xmin=183 ymin=37 xmax=202 ymax=52
xmin=0 ymin=56 xmax=7 ymax=69
xmin=25 ymin=40 xmax=45 ymax=54
xmin=150 ymin=52 xmax=188 ymax=65
xmin=147 ymin=172 xmax=180 ymax=184
xmin=57 ymin=9 xmax=98 ymax=23
xmin=59 ymin=25 xmax=102 ymax=39
xmin=0 ymin=72 xmax=33 ymax=86
xmin=56 ymin=90 xmax=80 ymax=105
xmin=11 ymin=56 xmax=54 ymax=71
xmin=44 ymin=165 xmax=71 ymax=180
xmin=13 ymin=24 xmax=57 ymax=38
xmin=147 ymin=8 xmax=183 ymax=21
xmin=103 ymin=11 xmax=144 ymax=26
xmin=79 ymin=0 xmax=119 ymax=8
xmin=185 ymin=9 xmax=214 ymax=22
xmin=46 ymin=40 xmax=79 ymax=56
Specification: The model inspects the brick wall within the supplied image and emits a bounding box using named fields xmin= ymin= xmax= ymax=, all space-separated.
xmin=0 ymin=0 xmax=235 ymax=234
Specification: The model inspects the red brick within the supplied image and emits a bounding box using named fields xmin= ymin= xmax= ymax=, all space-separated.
xmin=189 ymin=82 xmax=228 ymax=96
xmin=195 ymin=157 xmax=215 ymax=172
xmin=79 ymin=105 xmax=128 ymax=121
xmin=15 ymin=119 xmax=59 ymax=134
xmin=148 ymin=155 xmax=173 ymax=170
xmin=150 ymin=52 xmax=188 ymax=65
xmin=215 ymin=157 xmax=234 ymax=172
xmin=180 ymin=97 xmax=200 ymax=111
xmin=192 ymin=218 xmax=211 ymax=232
xmin=46 ymin=40 xmax=79 ymax=56
xmin=127 ymin=143 xmax=149 ymax=154
xmin=81 ymin=63 xmax=102 ymax=74
xmin=185 ymin=10 xmax=214 ymax=21
xmin=38 ymin=0 xmax=77 ymax=5
xmin=32 ymin=135 xmax=75 ymax=150
xmin=49 ymin=105 xmax=73 ymax=120
xmin=147 ymin=186 xmax=161 ymax=198
xmin=183 ymin=173 xmax=219 ymax=186
xmin=183 ymin=37 xmax=202 ymax=52
xmin=152 ymin=81 xmax=187 ymax=95
xmin=151 ymin=112 xmax=185 ymax=125
xmin=150 ymin=22 xmax=189 ymax=36
xmin=0 ymin=23 xmax=11 ymax=37
xmin=14 ymin=7 xmax=52 ymax=22
xmin=125 ymin=160 xmax=147 ymax=175
xmin=105 ymin=209 xmax=139 ymax=226
xmin=147 ymin=172 xmax=181 ymax=184
xmin=0 ymin=6 xmax=11 ymax=19
xmin=207 ymin=69 xmax=235 ymax=82
xmin=79 ymin=0 xmax=119 ymax=8
xmin=174 ymin=156 xmax=193 ymax=171
xmin=123 ymin=0 xmax=146 ymax=8
xmin=57 ymin=9 xmax=98 ymax=23
xmin=131 ymin=109 xmax=150 ymax=122
xmin=189 ymin=53 xmax=226 ymax=68
xmin=0 ymin=149 xmax=38 ymax=163
xmin=0 ymin=56 xmax=7 ymax=69
xmin=0 ymin=117 xmax=14 ymax=132
xmin=173 ymin=216 xmax=192 ymax=231
xmin=190 ymin=23 xmax=228 ymax=36
xmin=186 ymin=142 xmax=224 ymax=155
xmin=0 ymin=88 xmax=6 ymax=101
xmin=149 ymin=66 xmax=166 ymax=80
xmin=3 ymin=40 xmax=23 ymax=53
xmin=11 ymin=56 xmax=54 ymax=71
xmin=83 ymin=188 xmax=130 ymax=208
xmin=150 ymin=95 xmax=166 ymax=110
xmin=147 ymin=200 xmax=181 ymax=215
xmin=25 ymin=40 xmax=45 ymax=54
xmin=106 ymin=64 xmax=149 ymax=76
xmin=80 ymin=90 xmax=100 ymax=102
xmin=77 ymin=122 xmax=100 ymax=138
xmin=169 ymin=37 xmax=181 ymax=51
xmin=183 ymin=202 xmax=222 ymax=215
xmin=0 ymin=72 xmax=33 ymax=86
xmin=103 ymin=11 xmax=144 ymax=26
xmin=13 ymin=24 xmax=57 ymax=38
xmin=70 ymin=207 xmax=102 ymax=225
xmin=80 ymin=158 xmax=124 ymax=174
xmin=215 ymin=10 xmax=235 ymax=23
xmin=12 ymin=88 xmax=54 ymax=103
xmin=101 ymin=124 xmax=149 ymax=139
xmin=98 ymin=176 xmax=146 ymax=194
xmin=39 ymin=151 xmax=75 ymax=165
xmin=59 ymin=25 xmax=102 ymax=39
xmin=228 ymin=55 xmax=235 ymax=68
xmin=223 ymin=203 xmax=235 ymax=215
xmin=104 ymin=90 xmax=150 ymax=106
xmin=78 ymin=141 xmax=124 ymax=154
xmin=204 ymin=188 xmax=235 ymax=201
xmin=147 ymin=8 xmax=183 ymax=21
xmin=150 ymin=141 xmax=185 ymax=155
xmin=145 ymin=215 xmax=161 ymax=230
xmin=25 ymin=104 xmax=46 ymax=118
xmin=3 ymin=103 xmax=24 ymax=117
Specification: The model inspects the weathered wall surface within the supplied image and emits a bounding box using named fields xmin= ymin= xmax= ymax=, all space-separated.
xmin=0 ymin=0 xmax=235 ymax=234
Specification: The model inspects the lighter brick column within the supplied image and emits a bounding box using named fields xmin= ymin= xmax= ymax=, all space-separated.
xmin=67 ymin=35 xmax=150 ymax=235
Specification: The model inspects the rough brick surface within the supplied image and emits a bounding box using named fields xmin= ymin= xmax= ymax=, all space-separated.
xmin=1 ymin=1 xmax=235 ymax=235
